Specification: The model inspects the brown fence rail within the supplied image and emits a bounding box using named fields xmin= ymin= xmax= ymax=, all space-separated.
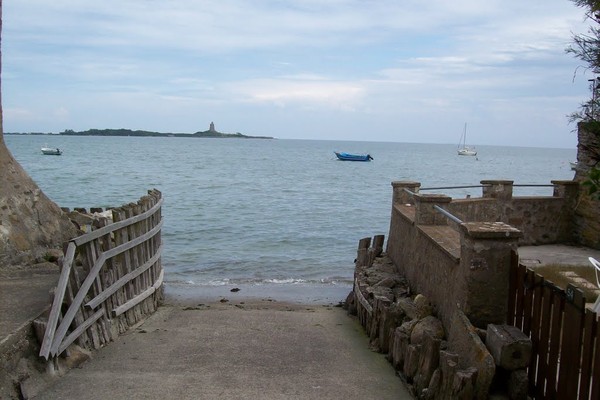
xmin=38 ymin=189 xmax=163 ymax=362
xmin=508 ymin=252 xmax=600 ymax=399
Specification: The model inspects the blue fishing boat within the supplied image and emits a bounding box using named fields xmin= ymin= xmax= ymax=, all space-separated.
xmin=334 ymin=152 xmax=373 ymax=162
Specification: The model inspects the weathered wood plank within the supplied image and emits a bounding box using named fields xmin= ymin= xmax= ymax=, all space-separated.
xmin=545 ymin=292 xmax=564 ymax=399
xmin=71 ymin=198 xmax=163 ymax=246
xmin=557 ymin=284 xmax=585 ymax=399
xmin=522 ymin=269 xmax=535 ymax=335
xmin=514 ymin=263 xmax=527 ymax=330
xmin=50 ymin=220 xmax=163 ymax=356
xmin=591 ymin=317 xmax=600 ymax=400
xmin=578 ymin=309 xmax=597 ymax=400
xmin=533 ymin=283 xmax=554 ymax=396
xmin=112 ymin=269 xmax=164 ymax=317
xmin=57 ymin=308 xmax=105 ymax=356
xmin=354 ymin=278 xmax=372 ymax=314
xmin=39 ymin=242 xmax=76 ymax=359
xmin=85 ymin=244 xmax=163 ymax=309
xmin=41 ymin=191 xmax=163 ymax=360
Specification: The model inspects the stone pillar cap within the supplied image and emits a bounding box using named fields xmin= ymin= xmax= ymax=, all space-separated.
xmin=414 ymin=193 xmax=452 ymax=203
xmin=551 ymin=180 xmax=579 ymax=186
xmin=480 ymin=180 xmax=514 ymax=185
xmin=460 ymin=222 xmax=522 ymax=239
xmin=391 ymin=181 xmax=421 ymax=187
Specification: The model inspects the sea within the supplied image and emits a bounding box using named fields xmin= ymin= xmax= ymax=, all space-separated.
xmin=4 ymin=134 xmax=577 ymax=304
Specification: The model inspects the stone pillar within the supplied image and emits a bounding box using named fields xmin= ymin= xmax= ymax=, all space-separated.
xmin=552 ymin=180 xmax=579 ymax=200
xmin=458 ymin=221 xmax=522 ymax=328
xmin=551 ymin=180 xmax=580 ymax=243
xmin=391 ymin=181 xmax=421 ymax=205
xmin=413 ymin=194 xmax=452 ymax=225
xmin=481 ymin=180 xmax=514 ymax=200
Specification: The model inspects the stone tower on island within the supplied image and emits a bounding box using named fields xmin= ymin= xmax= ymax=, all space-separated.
xmin=209 ymin=122 xmax=216 ymax=132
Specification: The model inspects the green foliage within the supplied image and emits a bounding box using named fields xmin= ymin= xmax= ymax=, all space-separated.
xmin=583 ymin=166 xmax=600 ymax=198
xmin=567 ymin=1 xmax=600 ymax=121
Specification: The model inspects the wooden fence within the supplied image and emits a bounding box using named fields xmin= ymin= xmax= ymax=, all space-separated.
xmin=38 ymin=189 xmax=164 ymax=363
xmin=508 ymin=251 xmax=600 ymax=399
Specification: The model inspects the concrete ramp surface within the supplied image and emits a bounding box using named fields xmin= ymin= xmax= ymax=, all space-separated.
xmin=35 ymin=302 xmax=413 ymax=400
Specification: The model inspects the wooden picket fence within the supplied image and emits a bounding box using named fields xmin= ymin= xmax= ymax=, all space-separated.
xmin=38 ymin=189 xmax=164 ymax=362
xmin=508 ymin=251 xmax=600 ymax=399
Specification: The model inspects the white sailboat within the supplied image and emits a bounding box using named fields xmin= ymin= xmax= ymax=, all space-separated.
xmin=457 ymin=123 xmax=477 ymax=156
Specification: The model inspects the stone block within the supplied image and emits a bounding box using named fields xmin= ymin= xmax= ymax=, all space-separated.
xmin=414 ymin=294 xmax=433 ymax=318
xmin=397 ymin=297 xmax=418 ymax=320
xmin=486 ymin=324 xmax=531 ymax=370
xmin=411 ymin=315 xmax=444 ymax=345
xmin=414 ymin=333 xmax=441 ymax=395
xmin=390 ymin=327 xmax=409 ymax=370
xmin=403 ymin=344 xmax=421 ymax=380
xmin=448 ymin=310 xmax=496 ymax=399
xmin=508 ymin=369 xmax=528 ymax=400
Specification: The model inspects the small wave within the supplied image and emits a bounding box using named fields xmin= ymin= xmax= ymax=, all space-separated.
xmin=165 ymin=276 xmax=352 ymax=287
xmin=263 ymin=278 xmax=307 ymax=284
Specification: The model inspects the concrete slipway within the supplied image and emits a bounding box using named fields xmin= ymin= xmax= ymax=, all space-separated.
xmin=2 ymin=244 xmax=600 ymax=399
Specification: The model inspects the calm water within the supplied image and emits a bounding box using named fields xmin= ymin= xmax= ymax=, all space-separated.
xmin=5 ymin=135 xmax=576 ymax=302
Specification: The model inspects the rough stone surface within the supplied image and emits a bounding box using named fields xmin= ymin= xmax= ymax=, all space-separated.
xmin=447 ymin=310 xmax=496 ymax=400
xmin=574 ymin=123 xmax=600 ymax=250
xmin=486 ymin=324 xmax=531 ymax=370
xmin=508 ymin=369 xmax=528 ymax=400
xmin=414 ymin=294 xmax=433 ymax=319
xmin=410 ymin=316 xmax=444 ymax=345
xmin=0 ymin=141 xmax=78 ymax=267
xmin=350 ymin=247 xmax=499 ymax=399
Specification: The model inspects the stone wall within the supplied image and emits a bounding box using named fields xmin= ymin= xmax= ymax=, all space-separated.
xmin=386 ymin=179 xmax=583 ymax=327
xmin=573 ymin=122 xmax=600 ymax=249
xmin=444 ymin=181 xmax=578 ymax=245
xmin=387 ymin=182 xmax=524 ymax=331
xmin=347 ymin=245 xmax=530 ymax=399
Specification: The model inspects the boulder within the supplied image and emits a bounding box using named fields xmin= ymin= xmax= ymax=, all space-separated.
xmin=410 ymin=316 xmax=445 ymax=345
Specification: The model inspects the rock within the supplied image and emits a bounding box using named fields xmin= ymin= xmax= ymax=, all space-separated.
xmin=414 ymin=294 xmax=433 ymax=318
xmin=397 ymin=297 xmax=418 ymax=320
xmin=373 ymin=277 xmax=398 ymax=288
xmin=414 ymin=333 xmax=441 ymax=395
xmin=58 ymin=345 xmax=91 ymax=371
xmin=485 ymin=324 xmax=531 ymax=370
xmin=508 ymin=369 xmax=528 ymax=400
xmin=66 ymin=210 xmax=95 ymax=231
xmin=410 ymin=316 xmax=445 ymax=345
xmin=390 ymin=326 xmax=410 ymax=370
xmin=43 ymin=249 xmax=64 ymax=263
xmin=403 ymin=344 xmax=421 ymax=380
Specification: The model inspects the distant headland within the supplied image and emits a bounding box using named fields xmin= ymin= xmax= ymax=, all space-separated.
xmin=5 ymin=122 xmax=274 ymax=140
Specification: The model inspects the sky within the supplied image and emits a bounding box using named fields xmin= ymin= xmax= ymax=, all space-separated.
xmin=1 ymin=0 xmax=595 ymax=148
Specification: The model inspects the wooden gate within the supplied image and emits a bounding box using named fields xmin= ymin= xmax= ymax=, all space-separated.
xmin=507 ymin=251 xmax=600 ymax=399
xmin=38 ymin=189 xmax=164 ymax=361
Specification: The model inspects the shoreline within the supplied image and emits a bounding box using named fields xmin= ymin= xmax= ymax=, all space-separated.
xmin=163 ymin=282 xmax=352 ymax=307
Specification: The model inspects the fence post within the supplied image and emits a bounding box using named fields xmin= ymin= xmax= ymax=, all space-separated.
xmin=458 ymin=221 xmax=522 ymax=328
xmin=481 ymin=180 xmax=514 ymax=200
xmin=551 ymin=180 xmax=579 ymax=199
xmin=413 ymin=193 xmax=452 ymax=225
xmin=391 ymin=181 xmax=421 ymax=205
